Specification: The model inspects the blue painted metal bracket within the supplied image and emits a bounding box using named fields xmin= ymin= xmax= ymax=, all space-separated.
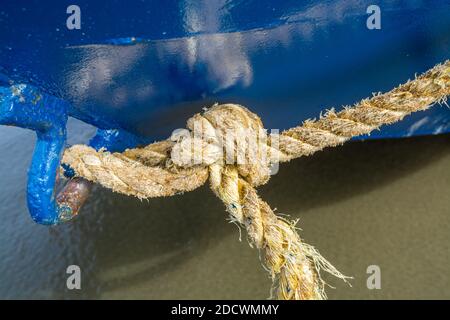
xmin=0 ymin=84 xmax=149 ymax=225
xmin=88 ymin=128 xmax=153 ymax=153
xmin=0 ymin=84 xmax=70 ymax=224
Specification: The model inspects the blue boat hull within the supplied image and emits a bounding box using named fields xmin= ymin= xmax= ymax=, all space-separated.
xmin=1 ymin=0 xmax=449 ymax=139
xmin=0 ymin=0 xmax=449 ymax=224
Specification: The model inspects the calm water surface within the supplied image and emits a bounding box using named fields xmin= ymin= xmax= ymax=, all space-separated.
xmin=1 ymin=120 xmax=450 ymax=299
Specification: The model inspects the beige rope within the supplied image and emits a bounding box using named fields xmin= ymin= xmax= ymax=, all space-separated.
xmin=62 ymin=60 xmax=450 ymax=299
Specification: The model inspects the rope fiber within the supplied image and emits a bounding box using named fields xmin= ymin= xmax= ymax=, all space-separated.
xmin=62 ymin=60 xmax=450 ymax=299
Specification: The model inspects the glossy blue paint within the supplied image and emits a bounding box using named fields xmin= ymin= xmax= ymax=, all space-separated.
xmin=0 ymin=84 xmax=149 ymax=224
xmin=0 ymin=0 xmax=449 ymax=139
xmin=0 ymin=84 xmax=69 ymax=224
xmin=89 ymin=129 xmax=153 ymax=153
xmin=0 ymin=0 xmax=449 ymax=224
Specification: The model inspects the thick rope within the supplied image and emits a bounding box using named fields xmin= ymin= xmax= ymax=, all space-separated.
xmin=62 ymin=60 xmax=449 ymax=299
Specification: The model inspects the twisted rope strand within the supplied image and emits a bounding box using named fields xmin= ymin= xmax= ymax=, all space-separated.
xmin=276 ymin=61 xmax=449 ymax=161
xmin=62 ymin=60 xmax=450 ymax=299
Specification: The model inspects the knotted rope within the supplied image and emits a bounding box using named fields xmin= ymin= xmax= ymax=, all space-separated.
xmin=62 ymin=61 xmax=449 ymax=299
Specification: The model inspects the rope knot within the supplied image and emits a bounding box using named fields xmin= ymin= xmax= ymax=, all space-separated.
xmin=60 ymin=61 xmax=449 ymax=300
xmin=170 ymin=103 xmax=276 ymax=186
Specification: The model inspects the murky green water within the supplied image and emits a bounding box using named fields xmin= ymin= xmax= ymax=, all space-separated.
xmin=1 ymin=121 xmax=450 ymax=299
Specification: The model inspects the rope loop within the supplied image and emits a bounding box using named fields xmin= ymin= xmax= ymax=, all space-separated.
xmin=171 ymin=103 xmax=275 ymax=186
xmin=61 ymin=60 xmax=450 ymax=299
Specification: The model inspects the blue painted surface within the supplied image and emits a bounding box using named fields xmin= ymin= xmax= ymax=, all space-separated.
xmin=0 ymin=0 xmax=449 ymax=224
xmin=89 ymin=129 xmax=153 ymax=153
xmin=0 ymin=85 xmax=68 ymax=224
xmin=1 ymin=0 xmax=449 ymax=138
xmin=0 ymin=85 xmax=148 ymax=224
